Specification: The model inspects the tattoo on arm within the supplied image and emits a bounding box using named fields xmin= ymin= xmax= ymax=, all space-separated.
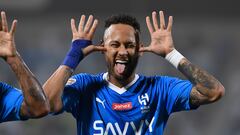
xmin=189 ymin=87 xmax=209 ymax=106
xmin=178 ymin=58 xmax=221 ymax=105
xmin=8 ymin=54 xmax=48 ymax=117
xmin=62 ymin=67 xmax=73 ymax=83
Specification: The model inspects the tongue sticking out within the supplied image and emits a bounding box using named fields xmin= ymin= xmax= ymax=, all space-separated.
xmin=116 ymin=63 xmax=126 ymax=74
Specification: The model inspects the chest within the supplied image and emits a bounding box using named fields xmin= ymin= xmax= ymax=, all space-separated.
xmin=74 ymin=81 xmax=168 ymax=135
xmin=78 ymin=85 xmax=159 ymax=124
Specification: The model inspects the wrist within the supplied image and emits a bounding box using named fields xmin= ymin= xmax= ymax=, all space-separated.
xmin=6 ymin=52 xmax=20 ymax=65
xmin=62 ymin=39 xmax=92 ymax=70
xmin=72 ymin=39 xmax=92 ymax=48
xmin=165 ymin=49 xmax=185 ymax=68
xmin=6 ymin=53 xmax=27 ymax=74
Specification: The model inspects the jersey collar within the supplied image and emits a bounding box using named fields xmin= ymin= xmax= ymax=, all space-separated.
xmin=103 ymin=72 xmax=139 ymax=95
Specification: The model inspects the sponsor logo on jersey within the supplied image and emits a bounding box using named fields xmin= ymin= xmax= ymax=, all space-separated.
xmin=93 ymin=117 xmax=155 ymax=135
xmin=138 ymin=93 xmax=150 ymax=113
xmin=112 ymin=102 xmax=132 ymax=111
xmin=96 ymin=97 xmax=106 ymax=109
xmin=66 ymin=78 xmax=76 ymax=85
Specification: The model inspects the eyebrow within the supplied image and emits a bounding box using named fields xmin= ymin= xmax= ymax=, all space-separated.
xmin=125 ymin=41 xmax=136 ymax=44
xmin=108 ymin=40 xmax=135 ymax=44
xmin=109 ymin=40 xmax=119 ymax=43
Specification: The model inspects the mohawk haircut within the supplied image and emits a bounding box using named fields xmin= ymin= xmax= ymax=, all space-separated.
xmin=104 ymin=14 xmax=140 ymax=44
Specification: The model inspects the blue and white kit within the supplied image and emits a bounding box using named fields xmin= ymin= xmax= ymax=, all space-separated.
xmin=60 ymin=73 xmax=197 ymax=135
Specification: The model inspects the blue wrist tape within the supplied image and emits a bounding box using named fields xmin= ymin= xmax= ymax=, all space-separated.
xmin=62 ymin=39 xmax=92 ymax=69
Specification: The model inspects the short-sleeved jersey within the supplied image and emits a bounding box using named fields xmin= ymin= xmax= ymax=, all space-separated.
xmin=61 ymin=73 xmax=196 ymax=135
xmin=0 ymin=82 xmax=25 ymax=123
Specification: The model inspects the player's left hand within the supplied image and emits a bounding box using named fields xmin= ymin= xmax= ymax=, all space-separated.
xmin=0 ymin=11 xmax=17 ymax=59
xmin=140 ymin=11 xmax=175 ymax=57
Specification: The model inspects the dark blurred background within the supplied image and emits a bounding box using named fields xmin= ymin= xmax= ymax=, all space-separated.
xmin=0 ymin=0 xmax=239 ymax=135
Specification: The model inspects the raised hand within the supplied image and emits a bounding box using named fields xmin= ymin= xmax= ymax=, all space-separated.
xmin=140 ymin=11 xmax=175 ymax=57
xmin=0 ymin=11 xmax=17 ymax=59
xmin=70 ymin=15 xmax=106 ymax=56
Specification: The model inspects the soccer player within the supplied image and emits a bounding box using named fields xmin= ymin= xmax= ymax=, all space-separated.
xmin=0 ymin=11 xmax=49 ymax=123
xmin=44 ymin=11 xmax=225 ymax=134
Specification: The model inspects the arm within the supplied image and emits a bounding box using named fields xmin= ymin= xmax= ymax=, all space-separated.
xmin=140 ymin=11 xmax=225 ymax=106
xmin=0 ymin=11 xmax=49 ymax=118
xmin=43 ymin=15 xmax=106 ymax=113
xmin=178 ymin=58 xmax=225 ymax=106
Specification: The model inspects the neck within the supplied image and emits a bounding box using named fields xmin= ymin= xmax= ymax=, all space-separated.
xmin=108 ymin=73 xmax=135 ymax=88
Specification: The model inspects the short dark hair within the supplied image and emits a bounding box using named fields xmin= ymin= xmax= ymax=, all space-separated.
xmin=104 ymin=14 xmax=140 ymax=44
xmin=105 ymin=14 xmax=140 ymax=32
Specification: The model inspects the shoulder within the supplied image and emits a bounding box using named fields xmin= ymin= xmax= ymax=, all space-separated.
xmin=0 ymin=82 xmax=23 ymax=101
xmin=150 ymin=75 xmax=187 ymax=84
xmin=65 ymin=73 xmax=105 ymax=89
xmin=138 ymin=75 xmax=191 ymax=89
xmin=70 ymin=73 xmax=104 ymax=80
xmin=0 ymin=82 xmax=13 ymax=90
xmin=139 ymin=75 xmax=177 ymax=84
xmin=67 ymin=73 xmax=103 ymax=84
xmin=0 ymin=82 xmax=21 ymax=94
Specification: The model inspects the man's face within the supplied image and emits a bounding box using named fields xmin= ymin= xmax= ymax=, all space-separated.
xmin=103 ymin=24 xmax=140 ymax=80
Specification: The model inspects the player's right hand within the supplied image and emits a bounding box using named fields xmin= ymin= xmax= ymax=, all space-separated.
xmin=0 ymin=11 xmax=17 ymax=59
xmin=70 ymin=15 xmax=106 ymax=57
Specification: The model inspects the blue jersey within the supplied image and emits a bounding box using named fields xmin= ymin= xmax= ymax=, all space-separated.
xmin=61 ymin=73 xmax=197 ymax=135
xmin=0 ymin=82 xmax=25 ymax=123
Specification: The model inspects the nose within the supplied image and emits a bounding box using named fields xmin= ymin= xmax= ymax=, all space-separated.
xmin=118 ymin=45 xmax=128 ymax=56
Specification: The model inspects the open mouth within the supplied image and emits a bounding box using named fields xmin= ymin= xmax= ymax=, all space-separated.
xmin=115 ymin=60 xmax=128 ymax=74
